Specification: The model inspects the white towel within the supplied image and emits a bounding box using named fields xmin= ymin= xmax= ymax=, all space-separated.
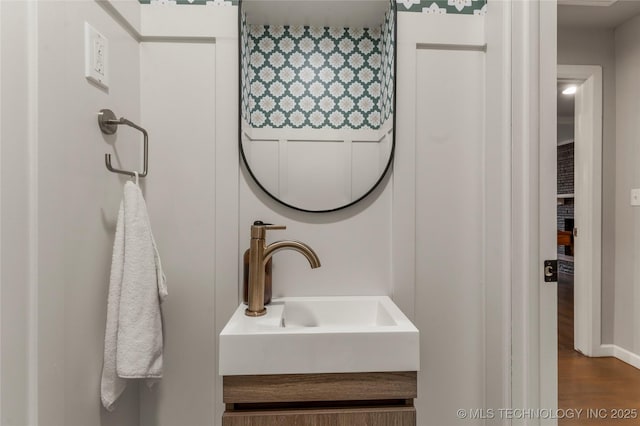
xmin=101 ymin=181 xmax=167 ymax=411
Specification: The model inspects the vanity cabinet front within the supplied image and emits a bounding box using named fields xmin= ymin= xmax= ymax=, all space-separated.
xmin=223 ymin=407 xmax=414 ymax=426
xmin=222 ymin=372 xmax=417 ymax=426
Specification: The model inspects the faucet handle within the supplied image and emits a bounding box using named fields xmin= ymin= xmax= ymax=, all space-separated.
xmin=251 ymin=221 xmax=286 ymax=238
xmin=253 ymin=220 xmax=286 ymax=230
xmin=265 ymin=225 xmax=286 ymax=230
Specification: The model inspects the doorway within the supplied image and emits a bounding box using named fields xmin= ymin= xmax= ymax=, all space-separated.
xmin=555 ymin=6 xmax=640 ymax=422
xmin=556 ymin=78 xmax=576 ymax=358
xmin=513 ymin=2 xmax=640 ymax=421
xmin=557 ymin=65 xmax=603 ymax=359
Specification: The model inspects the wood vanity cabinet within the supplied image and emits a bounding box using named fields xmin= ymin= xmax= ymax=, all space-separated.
xmin=222 ymin=371 xmax=417 ymax=426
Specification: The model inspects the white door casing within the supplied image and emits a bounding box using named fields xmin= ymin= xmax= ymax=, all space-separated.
xmin=558 ymin=65 xmax=604 ymax=357
xmin=511 ymin=1 xmax=558 ymax=425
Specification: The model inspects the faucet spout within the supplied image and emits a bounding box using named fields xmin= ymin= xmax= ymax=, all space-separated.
xmin=245 ymin=222 xmax=321 ymax=317
xmin=263 ymin=240 xmax=321 ymax=269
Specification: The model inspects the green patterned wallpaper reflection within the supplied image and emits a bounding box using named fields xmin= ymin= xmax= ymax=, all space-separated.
xmin=240 ymin=0 xmax=394 ymax=130
xmin=247 ymin=25 xmax=383 ymax=129
xmin=380 ymin=3 xmax=394 ymax=125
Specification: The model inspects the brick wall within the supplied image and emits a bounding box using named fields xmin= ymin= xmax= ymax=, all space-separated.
xmin=557 ymin=142 xmax=574 ymax=275
xmin=558 ymin=142 xmax=574 ymax=195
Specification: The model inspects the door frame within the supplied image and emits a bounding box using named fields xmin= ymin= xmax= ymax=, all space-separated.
xmin=511 ymin=1 xmax=558 ymax=424
xmin=558 ymin=65 xmax=604 ymax=357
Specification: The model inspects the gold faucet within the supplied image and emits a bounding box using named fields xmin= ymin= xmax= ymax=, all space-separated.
xmin=245 ymin=221 xmax=321 ymax=317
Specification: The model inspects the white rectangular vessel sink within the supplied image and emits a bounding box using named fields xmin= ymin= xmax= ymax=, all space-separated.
xmin=219 ymin=296 xmax=419 ymax=376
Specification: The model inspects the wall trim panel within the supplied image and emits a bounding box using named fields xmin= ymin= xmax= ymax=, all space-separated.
xmin=115 ymin=4 xmax=503 ymax=426
xmin=141 ymin=4 xmax=236 ymax=39
xmin=96 ymin=0 xmax=143 ymax=41
xmin=214 ymin=38 xmax=240 ymax=426
xmin=27 ymin=1 xmax=39 ymax=424
xmin=394 ymin=11 xmax=504 ymax=426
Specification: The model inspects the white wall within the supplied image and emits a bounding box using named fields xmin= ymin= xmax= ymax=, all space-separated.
xmin=135 ymin=7 xmax=394 ymax=426
xmin=414 ymin=47 xmax=485 ymax=425
xmin=557 ymin=26 xmax=616 ymax=344
xmin=1 ymin=1 xmax=33 ymax=424
xmin=32 ymin=1 xmax=141 ymax=424
xmin=239 ymin=174 xmax=393 ymax=298
xmin=133 ymin=7 xmax=238 ymax=426
xmin=130 ymin=6 xmax=502 ymax=426
xmin=139 ymin=40 xmax=217 ymax=426
xmin=3 ymin=3 xmax=508 ymax=426
xmin=614 ymin=15 xmax=640 ymax=361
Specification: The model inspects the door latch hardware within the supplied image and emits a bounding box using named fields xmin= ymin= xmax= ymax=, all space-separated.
xmin=544 ymin=260 xmax=558 ymax=282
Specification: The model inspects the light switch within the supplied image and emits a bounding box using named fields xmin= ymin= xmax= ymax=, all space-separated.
xmin=84 ymin=23 xmax=108 ymax=89
xmin=631 ymin=189 xmax=640 ymax=206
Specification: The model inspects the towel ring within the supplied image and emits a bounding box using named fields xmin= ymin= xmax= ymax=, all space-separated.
xmin=98 ymin=109 xmax=149 ymax=177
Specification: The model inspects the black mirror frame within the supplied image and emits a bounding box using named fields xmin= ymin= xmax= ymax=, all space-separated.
xmin=237 ymin=0 xmax=397 ymax=213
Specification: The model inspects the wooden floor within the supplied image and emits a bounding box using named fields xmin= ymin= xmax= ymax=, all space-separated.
xmin=558 ymin=273 xmax=640 ymax=425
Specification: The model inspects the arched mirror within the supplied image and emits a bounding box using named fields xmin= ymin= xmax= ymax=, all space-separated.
xmin=239 ymin=0 xmax=396 ymax=212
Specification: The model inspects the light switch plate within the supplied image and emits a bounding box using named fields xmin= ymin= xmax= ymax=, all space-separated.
xmin=84 ymin=23 xmax=108 ymax=89
xmin=631 ymin=188 xmax=640 ymax=206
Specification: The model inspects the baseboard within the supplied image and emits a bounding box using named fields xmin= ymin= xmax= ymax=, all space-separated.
xmin=613 ymin=345 xmax=640 ymax=370
xmin=598 ymin=344 xmax=640 ymax=370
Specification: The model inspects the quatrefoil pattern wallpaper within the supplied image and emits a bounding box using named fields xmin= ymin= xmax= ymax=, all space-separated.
xmin=244 ymin=25 xmax=386 ymax=129
xmin=396 ymin=0 xmax=486 ymax=14
xmin=379 ymin=6 xmax=394 ymax=126
xmin=241 ymin=12 xmax=251 ymax=125
xmin=240 ymin=0 xmax=394 ymax=130
xmin=139 ymin=0 xmax=487 ymax=16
